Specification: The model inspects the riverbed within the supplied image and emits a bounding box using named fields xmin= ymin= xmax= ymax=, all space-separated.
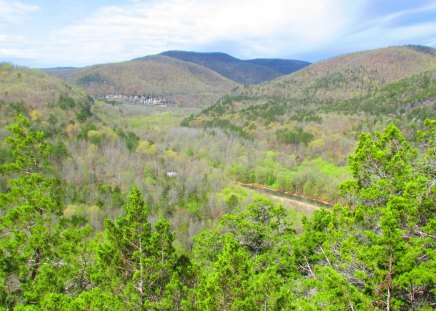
xmin=238 ymin=182 xmax=333 ymax=230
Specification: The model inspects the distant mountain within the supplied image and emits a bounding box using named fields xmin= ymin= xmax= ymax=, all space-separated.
xmin=248 ymin=45 xmax=436 ymax=102
xmin=245 ymin=58 xmax=311 ymax=75
xmin=0 ymin=63 xmax=86 ymax=111
xmin=184 ymin=46 xmax=436 ymax=160
xmin=40 ymin=67 xmax=78 ymax=72
xmin=158 ymin=51 xmax=310 ymax=84
xmin=0 ymin=63 xmax=95 ymax=132
xmin=46 ymin=55 xmax=238 ymax=107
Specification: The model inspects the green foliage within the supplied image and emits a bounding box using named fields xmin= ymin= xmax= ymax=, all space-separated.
xmin=94 ymin=185 xmax=188 ymax=309
xmin=203 ymin=118 xmax=249 ymax=138
xmin=115 ymin=128 xmax=139 ymax=151
xmin=2 ymin=51 xmax=436 ymax=310
xmin=10 ymin=101 xmax=27 ymax=115
xmin=239 ymin=100 xmax=287 ymax=123
xmin=200 ymin=95 xmax=253 ymax=118
xmin=191 ymin=197 xmax=296 ymax=310
xmin=58 ymin=95 xmax=76 ymax=110
xmin=229 ymin=156 xmax=350 ymax=202
xmin=329 ymin=123 xmax=435 ymax=310
xmin=326 ymin=71 xmax=436 ymax=117
xmin=222 ymin=197 xmax=294 ymax=255
xmin=180 ymin=113 xmax=195 ymax=127
xmin=51 ymin=141 xmax=68 ymax=161
xmin=77 ymin=73 xmax=106 ymax=85
xmin=75 ymin=96 xmax=94 ymax=122
xmin=40 ymin=288 xmax=124 ymax=311
xmin=0 ymin=114 xmax=91 ymax=309
xmin=276 ymin=127 xmax=315 ymax=145
xmin=290 ymin=110 xmax=323 ymax=123
xmin=55 ymin=95 xmax=94 ymax=122
xmin=194 ymin=234 xmax=255 ymax=310
xmin=342 ymin=124 xmax=417 ymax=207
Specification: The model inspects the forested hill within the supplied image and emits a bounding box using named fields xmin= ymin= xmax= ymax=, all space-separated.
xmin=0 ymin=63 xmax=87 ymax=111
xmin=1 ymin=45 xmax=435 ymax=309
xmin=183 ymin=45 xmax=436 ymax=173
xmin=245 ymin=45 xmax=436 ymax=101
xmin=186 ymin=45 xmax=436 ymax=131
xmin=159 ymin=50 xmax=310 ymax=84
xmin=44 ymin=55 xmax=238 ymax=107
xmin=0 ymin=63 xmax=95 ymax=133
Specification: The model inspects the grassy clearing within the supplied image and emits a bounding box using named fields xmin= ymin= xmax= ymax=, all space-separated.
xmin=93 ymin=101 xmax=199 ymax=132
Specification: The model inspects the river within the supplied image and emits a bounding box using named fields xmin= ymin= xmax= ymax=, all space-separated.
xmin=237 ymin=182 xmax=333 ymax=216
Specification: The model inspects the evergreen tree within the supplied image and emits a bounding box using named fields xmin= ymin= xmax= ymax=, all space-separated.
xmin=0 ymin=114 xmax=63 ymax=307
xmin=299 ymin=123 xmax=436 ymax=310
xmin=195 ymin=234 xmax=254 ymax=311
xmin=340 ymin=123 xmax=435 ymax=309
xmin=191 ymin=197 xmax=295 ymax=310
xmin=94 ymin=185 xmax=186 ymax=310
xmin=0 ymin=114 xmax=92 ymax=308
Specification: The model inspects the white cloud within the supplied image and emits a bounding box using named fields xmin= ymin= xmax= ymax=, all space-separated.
xmin=0 ymin=0 xmax=39 ymax=24
xmin=334 ymin=3 xmax=436 ymax=53
xmin=2 ymin=0 xmax=434 ymax=67
xmin=0 ymin=47 xmax=33 ymax=59
xmin=39 ymin=0 xmax=364 ymax=66
xmin=341 ymin=21 xmax=436 ymax=50
xmin=0 ymin=32 xmax=36 ymax=62
xmin=372 ymin=2 xmax=436 ymax=27
xmin=0 ymin=0 xmax=40 ymax=63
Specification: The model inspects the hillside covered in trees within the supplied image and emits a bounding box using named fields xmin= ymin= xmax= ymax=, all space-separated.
xmin=44 ymin=55 xmax=238 ymax=107
xmin=158 ymin=51 xmax=310 ymax=84
xmin=1 ymin=45 xmax=435 ymax=310
xmin=43 ymin=51 xmax=310 ymax=107
xmin=0 ymin=113 xmax=434 ymax=310
xmin=183 ymin=46 xmax=436 ymax=199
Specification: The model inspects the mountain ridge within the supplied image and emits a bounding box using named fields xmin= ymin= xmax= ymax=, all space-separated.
xmin=239 ymin=45 xmax=436 ymax=102
xmin=184 ymin=45 xmax=436 ymax=162
xmin=0 ymin=63 xmax=87 ymax=111
xmin=45 ymin=55 xmax=239 ymax=107
xmin=158 ymin=50 xmax=310 ymax=84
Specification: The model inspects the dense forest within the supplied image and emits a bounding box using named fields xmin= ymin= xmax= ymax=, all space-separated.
xmin=1 ymin=46 xmax=435 ymax=310
xmin=0 ymin=111 xmax=434 ymax=310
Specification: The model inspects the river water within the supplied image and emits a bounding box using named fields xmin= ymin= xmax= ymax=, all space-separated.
xmin=239 ymin=183 xmax=332 ymax=215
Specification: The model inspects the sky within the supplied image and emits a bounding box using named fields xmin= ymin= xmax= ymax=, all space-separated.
xmin=0 ymin=0 xmax=435 ymax=67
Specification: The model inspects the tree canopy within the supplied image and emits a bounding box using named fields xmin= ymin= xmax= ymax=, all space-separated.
xmin=0 ymin=114 xmax=434 ymax=310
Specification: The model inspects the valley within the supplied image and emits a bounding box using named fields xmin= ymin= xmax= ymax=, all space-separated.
xmin=1 ymin=45 xmax=435 ymax=310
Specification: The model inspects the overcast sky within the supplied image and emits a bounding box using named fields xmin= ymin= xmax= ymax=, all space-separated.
xmin=0 ymin=0 xmax=435 ymax=67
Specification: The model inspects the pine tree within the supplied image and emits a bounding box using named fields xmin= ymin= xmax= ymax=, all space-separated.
xmin=317 ymin=123 xmax=435 ymax=310
xmin=195 ymin=234 xmax=254 ymax=311
xmin=94 ymin=185 xmax=184 ymax=310
xmin=0 ymin=114 xmax=63 ymax=307
xmin=0 ymin=114 xmax=92 ymax=309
